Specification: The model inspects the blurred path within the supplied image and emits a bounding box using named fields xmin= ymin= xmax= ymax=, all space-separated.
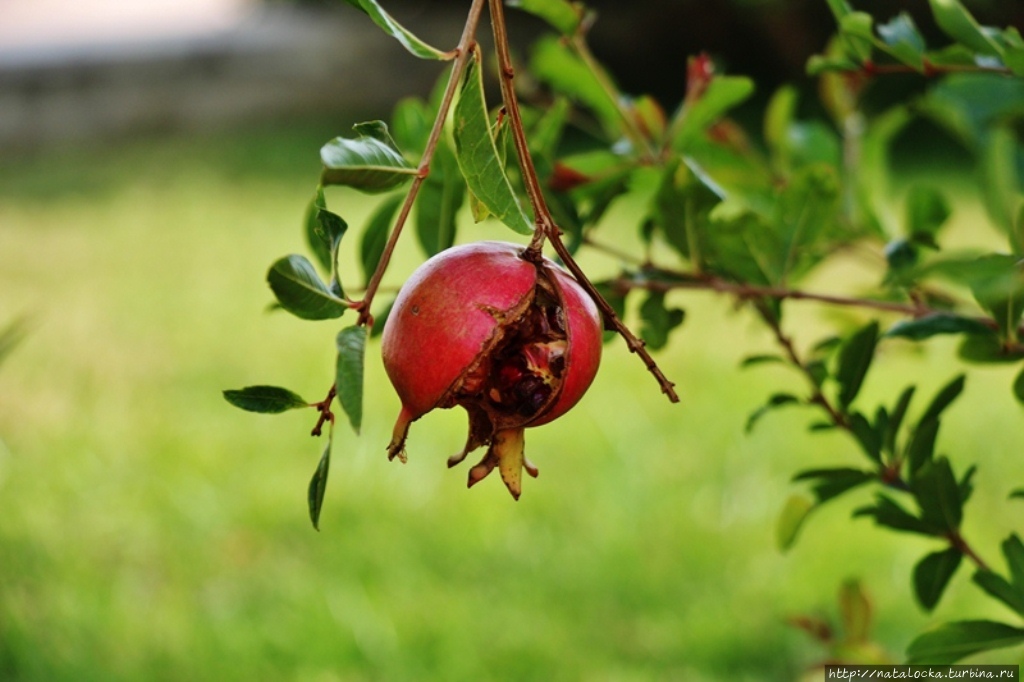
xmin=0 ymin=0 xmax=448 ymax=149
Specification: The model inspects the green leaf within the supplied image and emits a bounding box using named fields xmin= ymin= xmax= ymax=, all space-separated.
xmin=886 ymin=314 xmax=993 ymax=341
xmin=913 ymin=547 xmax=963 ymax=611
xmin=838 ymin=12 xmax=875 ymax=63
xmin=835 ymin=321 xmax=879 ymax=410
xmin=1014 ymin=366 xmax=1024 ymax=405
xmin=360 ymin=195 xmax=402 ymax=285
xmin=905 ymin=185 xmax=951 ymax=244
xmin=530 ymin=35 xmax=622 ymax=138
xmin=918 ymin=374 xmax=965 ymax=426
xmin=885 ymin=385 xmax=916 ymax=457
xmin=1004 ymin=534 xmax=1024 ymax=592
xmin=342 ymin=0 xmax=448 ymax=60
xmin=927 ymin=0 xmax=1004 ymax=57
xmin=906 ymin=417 xmax=939 ymax=476
xmin=0 ymin=315 xmax=30 ymax=367
xmin=267 ymin=255 xmax=348 ymax=320
xmin=849 ymin=412 xmax=883 ymax=463
xmin=982 ymin=126 xmax=1024 ymax=253
xmin=877 ymin=12 xmax=927 ymax=70
xmin=223 ymin=385 xmax=309 ymax=413
xmin=973 ymin=570 xmax=1024 ymax=617
xmin=671 ymin=76 xmax=756 ymax=152
xmin=335 ymin=326 xmax=368 ymax=434
xmin=959 ymin=333 xmax=1024 ymax=364
xmin=638 ymin=291 xmax=685 ymax=351
xmin=453 ymin=49 xmax=534 ymax=235
xmin=793 ymin=467 xmax=875 ymax=504
xmin=855 ymin=494 xmax=938 ymax=536
xmin=746 ymin=393 xmax=801 ymax=434
xmin=506 ymin=0 xmax=583 ymax=36
xmin=906 ymin=620 xmax=1024 ymax=664
xmin=910 ymin=457 xmax=964 ymax=532
xmin=320 ymin=121 xmax=417 ymax=193
xmin=839 ymin=579 xmax=873 ymax=643
xmin=740 ymin=354 xmax=786 ymax=369
xmin=305 ymin=186 xmax=348 ymax=275
xmin=416 ymin=136 xmax=465 ymax=257
xmin=777 ymin=494 xmax=815 ymax=551
xmin=308 ymin=441 xmax=331 ymax=531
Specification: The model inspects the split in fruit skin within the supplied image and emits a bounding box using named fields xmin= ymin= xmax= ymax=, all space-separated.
xmin=380 ymin=241 xmax=602 ymax=499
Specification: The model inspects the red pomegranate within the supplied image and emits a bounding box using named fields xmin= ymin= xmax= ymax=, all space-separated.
xmin=380 ymin=240 xmax=602 ymax=498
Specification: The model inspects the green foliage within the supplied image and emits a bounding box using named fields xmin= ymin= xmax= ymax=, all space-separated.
xmin=222 ymin=385 xmax=309 ymax=413
xmin=226 ymin=0 xmax=1024 ymax=666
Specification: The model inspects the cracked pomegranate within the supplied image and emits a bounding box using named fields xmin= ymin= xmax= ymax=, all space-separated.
xmin=381 ymin=240 xmax=602 ymax=499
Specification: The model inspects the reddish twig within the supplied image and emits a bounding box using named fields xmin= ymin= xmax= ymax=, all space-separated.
xmin=488 ymin=0 xmax=679 ymax=403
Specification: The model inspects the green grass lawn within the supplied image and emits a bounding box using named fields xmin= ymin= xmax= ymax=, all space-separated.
xmin=1 ymin=123 xmax=1022 ymax=680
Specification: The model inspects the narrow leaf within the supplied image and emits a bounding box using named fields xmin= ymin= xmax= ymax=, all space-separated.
xmin=973 ymin=570 xmax=1024 ymax=617
xmin=928 ymin=0 xmax=1004 ymax=57
xmin=877 ymin=12 xmax=927 ymax=70
xmin=918 ymin=374 xmax=965 ymax=426
xmin=1004 ymin=534 xmax=1024 ymax=592
xmin=906 ymin=620 xmax=1024 ymax=664
xmin=223 ymin=385 xmax=308 ymax=413
xmin=416 ymin=137 xmax=465 ymax=257
xmin=360 ymin=195 xmax=402 ymax=285
xmin=835 ymin=321 xmax=879 ymax=409
xmin=530 ymin=35 xmax=622 ymax=137
xmin=342 ymin=0 xmax=449 ymax=60
xmin=839 ymin=579 xmax=873 ymax=643
xmin=1014 ymin=366 xmax=1024 ymax=405
xmin=453 ymin=49 xmax=534 ymax=235
xmin=793 ymin=467 xmax=875 ymax=504
xmin=913 ymin=547 xmax=963 ymax=611
xmin=0 ymin=315 xmax=30 ymax=367
xmin=911 ymin=457 xmax=964 ymax=532
xmin=849 ymin=412 xmax=883 ymax=463
xmin=335 ymin=326 xmax=368 ymax=434
xmin=320 ymin=121 xmax=417 ymax=193
xmin=308 ymin=441 xmax=332 ymax=531
xmin=777 ymin=494 xmax=815 ymax=551
xmin=905 ymin=185 xmax=951 ymax=242
xmin=506 ymin=0 xmax=583 ymax=36
xmin=671 ymin=76 xmax=756 ymax=152
xmin=638 ymin=291 xmax=685 ymax=351
xmin=906 ymin=418 xmax=939 ymax=475
xmin=885 ymin=385 xmax=916 ymax=457
xmin=855 ymin=494 xmax=939 ymax=536
xmin=746 ymin=393 xmax=800 ymax=434
xmin=886 ymin=314 xmax=993 ymax=341
xmin=267 ymin=255 xmax=348 ymax=320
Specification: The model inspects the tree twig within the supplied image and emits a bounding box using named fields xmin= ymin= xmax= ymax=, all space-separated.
xmin=488 ymin=0 xmax=679 ymax=403
xmin=356 ymin=0 xmax=488 ymax=328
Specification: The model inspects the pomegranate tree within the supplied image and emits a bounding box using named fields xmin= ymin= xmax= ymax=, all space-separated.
xmin=381 ymin=241 xmax=603 ymax=499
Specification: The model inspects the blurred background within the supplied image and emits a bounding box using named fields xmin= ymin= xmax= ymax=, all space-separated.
xmin=3 ymin=0 xmax=1024 ymax=679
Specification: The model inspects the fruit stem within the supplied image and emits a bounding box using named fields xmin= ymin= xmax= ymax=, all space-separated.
xmin=489 ymin=0 xmax=679 ymax=403
xmin=356 ymin=0 xmax=489 ymax=328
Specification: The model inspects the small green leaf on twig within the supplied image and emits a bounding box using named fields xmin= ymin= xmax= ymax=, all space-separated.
xmin=913 ymin=547 xmax=963 ymax=611
xmin=267 ymin=255 xmax=348 ymax=320
xmin=835 ymin=321 xmax=879 ymax=410
xmin=321 ymin=121 xmax=417 ymax=193
xmin=777 ymin=493 xmax=815 ymax=551
xmin=506 ymin=0 xmax=583 ymax=36
xmin=360 ymin=194 xmax=402 ymax=286
xmin=906 ymin=619 xmax=1024 ymax=664
xmin=223 ymin=386 xmax=309 ymax=413
xmin=453 ymin=48 xmax=534 ymax=236
xmin=336 ymin=326 xmax=368 ymax=434
xmin=308 ymin=441 xmax=332 ymax=531
xmin=342 ymin=0 xmax=449 ymax=60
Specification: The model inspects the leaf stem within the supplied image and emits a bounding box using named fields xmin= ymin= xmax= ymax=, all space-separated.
xmin=488 ymin=0 xmax=678 ymax=403
xmin=356 ymin=0 xmax=488 ymax=327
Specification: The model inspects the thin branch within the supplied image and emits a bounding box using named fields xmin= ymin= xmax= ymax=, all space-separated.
xmin=356 ymin=0 xmax=488 ymax=328
xmin=488 ymin=0 xmax=679 ymax=403
xmin=310 ymin=384 xmax=337 ymax=437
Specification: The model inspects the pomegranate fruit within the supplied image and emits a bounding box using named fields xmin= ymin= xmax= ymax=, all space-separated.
xmin=381 ymin=240 xmax=602 ymax=499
